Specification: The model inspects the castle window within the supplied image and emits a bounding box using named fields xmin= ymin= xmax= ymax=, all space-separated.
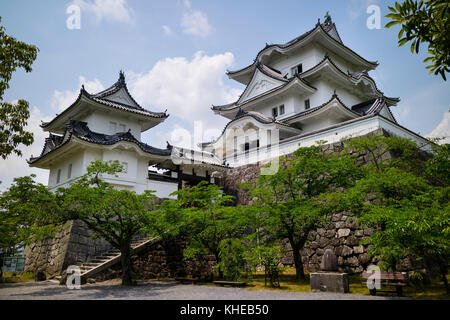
xmin=67 ymin=164 xmax=72 ymax=179
xmin=292 ymin=64 xmax=303 ymax=76
xmin=305 ymin=99 xmax=310 ymax=110
xmin=272 ymin=107 xmax=278 ymax=118
xmin=56 ymin=169 xmax=61 ymax=184
xmin=279 ymin=104 xmax=285 ymax=115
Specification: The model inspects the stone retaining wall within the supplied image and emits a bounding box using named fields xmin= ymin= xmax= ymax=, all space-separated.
xmin=222 ymin=129 xmax=389 ymax=273
xmin=24 ymin=220 xmax=114 ymax=279
xmin=91 ymin=237 xmax=216 ymax=282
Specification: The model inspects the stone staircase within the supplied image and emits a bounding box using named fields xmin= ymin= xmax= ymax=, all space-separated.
xmin=59 ymin=235 xmax=160 ymax=284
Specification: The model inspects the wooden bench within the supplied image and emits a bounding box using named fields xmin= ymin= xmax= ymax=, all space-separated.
xmin=213 ymin=281 xmax=247 ymax=288
xmin=362 ymin=271 xmax=408 ymax=296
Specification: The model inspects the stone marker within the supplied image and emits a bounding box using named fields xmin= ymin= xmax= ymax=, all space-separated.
xmin=320 ymin=249 xmax=338 ymax=271
xmin=310 ymin=249 xmax=349 ymax=293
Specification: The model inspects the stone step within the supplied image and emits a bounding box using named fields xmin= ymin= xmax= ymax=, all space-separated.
xmin=90 ymin=259 xmax=110 ymax=263
xmin=79 ymin=236 xmax=160 ymax=283
xmin=81 ymin=263 xmax=99 ymax=267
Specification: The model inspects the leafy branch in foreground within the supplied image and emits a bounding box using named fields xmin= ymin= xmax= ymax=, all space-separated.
xmin=385 ymin=0 xmax=449 ymax=80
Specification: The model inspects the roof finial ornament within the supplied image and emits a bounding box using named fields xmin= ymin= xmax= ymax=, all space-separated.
xmin=119 ymin=70 xmax=125 ymax=83
xmin=316 ymin=18 xmax=321 ymax=26
xmin=332 ymin=89 xmax=338 ymax=98
xmin=324 ymin=11 xmax=332 ymax=24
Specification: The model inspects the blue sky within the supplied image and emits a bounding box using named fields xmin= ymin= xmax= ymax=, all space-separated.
xmin=0 ymin=0 xmax=449 ymax=190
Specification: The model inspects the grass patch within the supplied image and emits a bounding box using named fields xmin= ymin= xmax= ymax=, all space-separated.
xmin=1 ymin=272 xmax=35 ymax=283
xmin=223 ymin=268 xmax=450 ymax=299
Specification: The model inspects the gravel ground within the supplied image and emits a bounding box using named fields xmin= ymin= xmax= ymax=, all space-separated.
xmin=0 ymin=280 xmax=407 ymax=300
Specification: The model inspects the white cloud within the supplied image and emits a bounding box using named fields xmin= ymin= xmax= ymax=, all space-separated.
xmin=183 ymin=0 xmax=191 ymax=9
xmin=427 ymin=112 xmax=450 ymax=144
xmin=181 ymin=10 xmax=213 ymax=37
xmin=129 ymin=51 xmax=240 ymax=123
xmin=128 ymin=51 xmax=242 ymax=148
xmin=162 ymin=25 xmax=173 ymax=36
xmin=0 ymin=107 xmax=52 ymax=192
xmin=72 ymin=0 xmax=133 ymax=24
xmin=348 ymin=0 xmax=379 ymax=20
xmin=51 ymin=76 xmax=104 ymax=111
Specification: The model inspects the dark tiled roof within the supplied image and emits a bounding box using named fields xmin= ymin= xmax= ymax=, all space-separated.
xmin=352 ymin=97 xmax=397 ymax=122
xmin=41 ymin=72 xmax=168 ymax=129
xmin=301 ymin=53 xmax=382 ymax=92
xmin=257 ymin=63 xmax=288 ymax=82
xmin=212 ymin=73 xmax=315 ymax=112
xmin=29 ymin=120 xmax=172 ymax=164
xmin=351 ymin=98 xmax=378 ymax=115
xmin=227 ymin=19 xmax=377 ymax=76
xmin=202 ymin=109 xmax=294 ymax=148
xmin=281 ymin=93 xmax=357 ymax=123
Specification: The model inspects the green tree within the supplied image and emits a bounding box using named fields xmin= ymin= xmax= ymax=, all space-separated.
xmin=0 ymin=175 xmax=61 ymax=278
xmin=58 ymin=161 xmax=156 ymax=286
xmin=244 ymin=144 xmax=361 ymax=280
xmin=217 ymin=238 xmax=246 ymax=282
xmin=147 ymin=181 xmax=239 ymax=279
xmin=0 ymin=17 xmax=39 ymax=159
xmin=385 ymin=0 xmax=449 ymax=80
xmin=344 ymin=135 xmax=450 ymax=293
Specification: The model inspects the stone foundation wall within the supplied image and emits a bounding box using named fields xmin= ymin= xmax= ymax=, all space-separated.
xmin=91 ymin=237 xmax=216 ymax=282
xmin=24 ymin=220 xmax=114 ymax=279
xmin=24 ymin=221 xmax=73 ymax=278
xmin=282 ymin=214 xmax=380 ymax=273
xmin=223 ymin=129 xmax=391 ymax=273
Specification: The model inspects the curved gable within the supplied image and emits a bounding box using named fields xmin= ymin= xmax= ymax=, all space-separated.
xmin=238 ymin=67 xmax=286 ymax=104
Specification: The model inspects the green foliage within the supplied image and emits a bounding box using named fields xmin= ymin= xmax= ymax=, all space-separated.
xmin=341 ymin=135 xmax=449 ymax=292
xmin=58 ymin=160 xmax=156 ymax=285
xmin=0 ymin=174 xmax=61 ymax=254
xmin=245 ymin=245 xmax=286 ymax=288
xmin=426 ymin=143 xmax=450 ymax=186
xmin=147 ymin=181 xmax=240 ymax=279
xmin=0 ymin=17 xmax=39 ymax=159
xmin=243 ymin=144 xmax=361 ymax=279
xmin=385 ymin=0 xmax=449 ymax=80
xmin=217 ymin=238 xmax=246 ymax=282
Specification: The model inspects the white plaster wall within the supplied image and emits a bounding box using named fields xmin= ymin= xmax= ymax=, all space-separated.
xmin=314 ymin=44 xmax=360 ymax=74
xmin=306 ymin=79 xmax=364 ymax=109
xmin=82 ymin=148 xmax=103 ymax=171
xmin=102 ymin=149 xmax=139 ymax=181
xmin=268 ymin=44 xmax=322 ymax=76
xmin=225 ymin=116 xmax=432 ymax=167
xmin=81 ymin=111 xmax=142 ymax=140
xmin=146 ymin=180 xmax=178 ymax=199
xmin=48 ymin=151 xmax=84 ymax=188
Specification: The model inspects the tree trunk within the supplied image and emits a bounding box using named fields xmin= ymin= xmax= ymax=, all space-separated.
xmin=292 ymin=245 xmax=305 ymax=280
xmin=439 ymin=264 xmax=449 ymax=294
xmin=120 ymin=242 xmax=133 ymax=286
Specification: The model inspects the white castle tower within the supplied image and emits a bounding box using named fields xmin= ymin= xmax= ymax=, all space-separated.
xmin=201 ymin=17 xmax=431 ymax=166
